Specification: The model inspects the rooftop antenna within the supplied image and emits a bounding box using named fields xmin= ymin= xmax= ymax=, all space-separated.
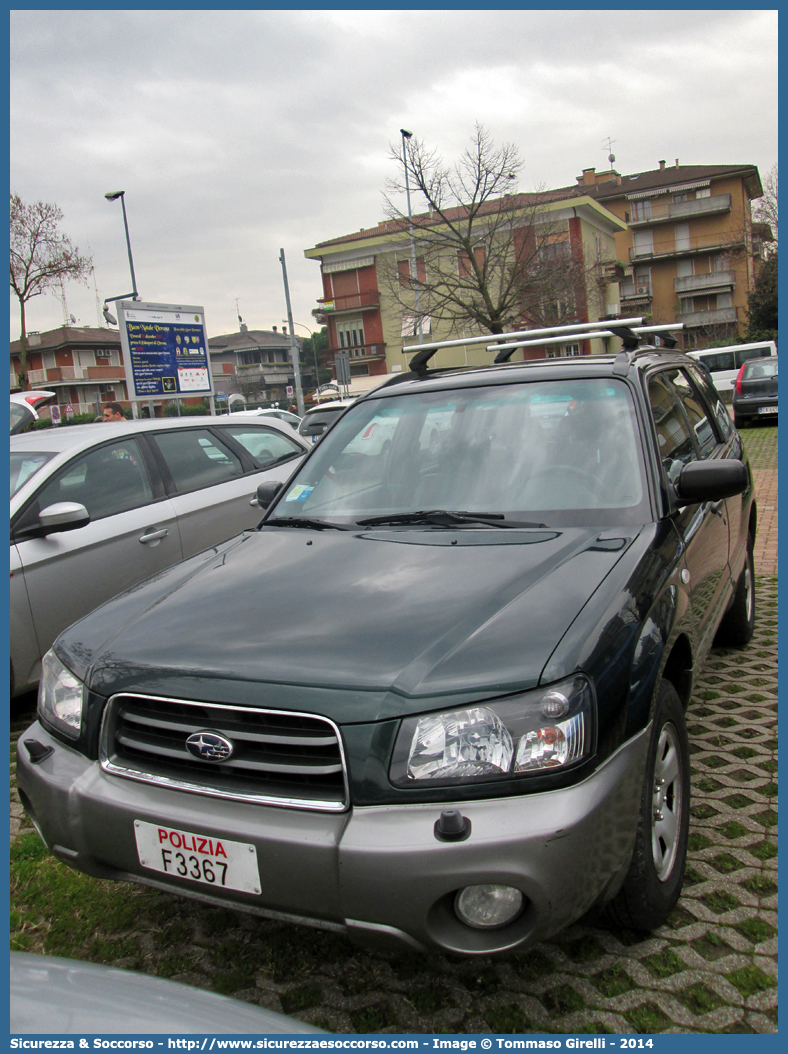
xmin=235 ymin=297 xmax=243 ymax=325
xmin=58 ymin=277 xmax=69 ymax=327
xmin=602 ymin=135 xmax=617 ymax=170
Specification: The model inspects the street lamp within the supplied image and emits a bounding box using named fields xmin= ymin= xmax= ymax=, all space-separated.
xmin=400 ymin=129 xmax=423 ymax=344
xmin=103 ymin=190 xmax=139 ymax=308
xmin=286 ymin=320 xmax=321 ymax=393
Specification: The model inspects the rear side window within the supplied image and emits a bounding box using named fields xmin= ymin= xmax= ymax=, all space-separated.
xmin=736 ymin=347 xmax=772 ymax=368
xmin=155 ymin=429 xmax=243 ymax=493
xmin=648 ymin=374 xmax=697 ymax=484
xmin=222 ymin=426 xmax=303 ymax=468
xmin=686 ymin=364 xmax=733 ymax=442
xmin=668 ymin=369 xmax=718 ymax=459
xmin=33 ymin=439 xmax=153 ymax=520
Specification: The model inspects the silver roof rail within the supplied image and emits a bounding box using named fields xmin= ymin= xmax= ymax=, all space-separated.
xmin=405 ymin=318 xmax=646 ymax=376
xmin=490 ymin=324 xmax=684 ymax=363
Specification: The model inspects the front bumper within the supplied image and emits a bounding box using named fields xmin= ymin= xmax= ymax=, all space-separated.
xmin=17 ymin=721 xmax=649 ymax=956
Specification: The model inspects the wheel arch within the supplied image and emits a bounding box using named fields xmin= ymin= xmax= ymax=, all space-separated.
xmin=661 ymin=633 xmax=693 ymax=710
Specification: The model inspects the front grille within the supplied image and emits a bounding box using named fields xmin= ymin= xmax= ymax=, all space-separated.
xmin=100 ymin=693 xmax=348 ymax=811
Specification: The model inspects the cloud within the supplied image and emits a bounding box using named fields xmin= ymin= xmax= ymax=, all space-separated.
xmin=10 ymin=9 xmax=777 ymax=340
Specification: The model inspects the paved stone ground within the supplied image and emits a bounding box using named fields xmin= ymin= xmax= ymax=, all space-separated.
xmin=11 ymin=427 xmax=777 ymax=1034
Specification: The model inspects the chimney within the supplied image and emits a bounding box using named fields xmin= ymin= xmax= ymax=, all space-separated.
xmin=240 ymin=322 xmax=248 ymax=333
xmin=29 ymin=332 xmax=41 ymax=346
xmin=675 ymin=158 xmax=680 ymax=168
xmin=272 ymin=326 xmax=277 ymax=333
xmin=658 ymin=160 xmax=666 ymax=170
xmin=282 ymin=326 xmax=287 ymax=336
xmin=577 ymin=167 xmax=597 ymax=186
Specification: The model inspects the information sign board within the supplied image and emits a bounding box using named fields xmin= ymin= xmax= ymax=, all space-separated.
xmin=117 ymin=301 xmax=213 ymax=401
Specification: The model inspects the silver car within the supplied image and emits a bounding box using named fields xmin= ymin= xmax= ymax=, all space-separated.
xmin=10 ymin=415 xmax=308 ymax=696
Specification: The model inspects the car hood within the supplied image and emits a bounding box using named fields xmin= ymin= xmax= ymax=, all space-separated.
xmin=58 ymin=524 xmax=640 ymax=716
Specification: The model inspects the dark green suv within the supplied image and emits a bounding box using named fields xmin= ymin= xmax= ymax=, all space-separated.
xmin=19 ymin=334 xmax=756 ymax=956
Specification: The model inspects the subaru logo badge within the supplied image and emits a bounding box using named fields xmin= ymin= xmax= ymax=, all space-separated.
xmin=185 ymin=731 xmax=234 ymax=763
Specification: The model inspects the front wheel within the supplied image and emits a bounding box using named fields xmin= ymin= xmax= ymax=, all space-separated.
xmin=715 ymin=536 xmax=755 ymax=647
xmin=605 ymin=681 xmax=690 ymax=931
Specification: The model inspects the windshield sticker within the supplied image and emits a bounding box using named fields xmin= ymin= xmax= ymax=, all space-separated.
xmin=285 ymin=484 xmax=314 ymax=502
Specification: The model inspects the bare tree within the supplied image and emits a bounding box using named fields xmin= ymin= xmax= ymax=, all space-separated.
xmin=754 ymin=164 xmax=777 ymax=250
xmin=381 ymin=125 xmax=595 ymax=338
xmin=10 ymin=193 xmax=92 ymax=387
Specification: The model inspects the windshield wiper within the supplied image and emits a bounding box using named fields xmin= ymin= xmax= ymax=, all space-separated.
xmin=262 ymin=516 xmax=354 ymax=531
xmin=356 ymin=510 xmax=546 ymax=529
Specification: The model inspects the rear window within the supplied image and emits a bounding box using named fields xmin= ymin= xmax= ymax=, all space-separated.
xmin=744 ymin=359 xmax=778 ymax=379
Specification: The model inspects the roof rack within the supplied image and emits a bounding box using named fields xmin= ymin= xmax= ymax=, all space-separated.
xmin=405 ymin=317 xmax=646 ymax=377
xmin=490 ymin=323 xmax=683 ymax=362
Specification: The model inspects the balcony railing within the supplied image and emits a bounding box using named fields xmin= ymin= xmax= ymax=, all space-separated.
xmin=674 ymin=270 xmax=735 ymax=294
xmin=26 ymin=365 xmax=126 ymax=385
xmin=676 ymin=306 xmax=738 ymax=328
xmin=318 ymin=291 xmax=380 ymax=313
xmin=630 ymin=230 xmax=744 ymax=262
xmin=330 ymin=342 xmax=386 ymax=361
xmin=629 ymin=194 xmax=732 ymax=228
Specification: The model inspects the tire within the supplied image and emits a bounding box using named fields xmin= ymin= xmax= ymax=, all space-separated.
xmin=715 ymin=536 xmax=755 ymax=647
xmin=605 ymin=681 xmax=690 ymax=931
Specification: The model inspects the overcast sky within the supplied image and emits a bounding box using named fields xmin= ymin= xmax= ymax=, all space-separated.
xmin=10 ymin=8 xmax=778 ymax=344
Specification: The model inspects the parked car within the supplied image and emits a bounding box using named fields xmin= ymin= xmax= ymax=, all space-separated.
xmin=10 ymin=390 xmax=57 ymax=435
xmin=686 ymin=340 xmax=777 ymax=392
xmin=18 ymin=334 xmax=756 ymax=958
xmin=228 ymin=407 xmax=302 ymax=430
xmin=298 ymin=398 xmax=356 ymax=442
xmin=10 ymin=952 xmax=325 ymax=1034
xmin=731 ymin=356 xmax=778 ymax=428
xmin=11 ymin=415 xmax=308 ymax=696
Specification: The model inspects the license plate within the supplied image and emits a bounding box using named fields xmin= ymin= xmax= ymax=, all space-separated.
xmin=758 ymin=406 xmax=778 ymax=414
xmin=134 ymin=820 xmax=260 ymax=895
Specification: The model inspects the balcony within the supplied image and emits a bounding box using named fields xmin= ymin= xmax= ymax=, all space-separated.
xmin=676 ymin=306 xmax=738 ymax=328
xmin=630 ymin=229 xmax=744 ymax=263
xmin=629 ymin=194 xmax=732 ymax=228
xmin=318 ymin=291 xmax=380 ymax=314
xmin=235 ymin=364 xmax=292 ymax=383
xmin=674 ymin=270 xmax=735 ymax=295
xmin=330 ymin=342 xmax=386 ymax=362
xmin=620 ymin=283 xmax=652 ymax=303
xmin=26 ymin=365 xmax=126 ymax=385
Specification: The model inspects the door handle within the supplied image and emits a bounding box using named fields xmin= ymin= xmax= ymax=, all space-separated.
xmin=139 ymin=527 xmax=169 ymax=544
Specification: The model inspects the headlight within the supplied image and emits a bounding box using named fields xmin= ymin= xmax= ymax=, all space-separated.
xmin=389 ymin=676 xmax=594 ymax=786
xmin=37 ymin=650 xmax=86 ymax=740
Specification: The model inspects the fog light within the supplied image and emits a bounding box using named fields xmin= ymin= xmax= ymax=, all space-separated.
xmin=455 ymin=884 xmax=524 ymax=929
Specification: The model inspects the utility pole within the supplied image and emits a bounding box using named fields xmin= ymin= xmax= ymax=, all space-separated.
xmin=279 ymin=248 xmax=305 ymax=416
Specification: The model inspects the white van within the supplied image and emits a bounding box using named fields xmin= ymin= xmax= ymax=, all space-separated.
xmin=686 ymin=341 xmax=777 ymax=391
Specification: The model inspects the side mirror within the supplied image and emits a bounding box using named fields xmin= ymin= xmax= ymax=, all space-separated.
xmin=38 ymin=502 xmax=91 ymax=534
xmin=675 ymin=459 xmax=748 ymax=505
xmin=254 ymin=481 xmax=283 ymax=510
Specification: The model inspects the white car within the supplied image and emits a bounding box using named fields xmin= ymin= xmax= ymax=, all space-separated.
xmin=228 ymin=407 xmax=302 ymax=430
xmin=10 ymin=415 xmax=308 ymax=696
xmin=10 ymin=391 xmax=57 ymax=435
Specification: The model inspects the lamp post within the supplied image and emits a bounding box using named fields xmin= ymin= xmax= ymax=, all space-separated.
xmin=103 ymin=191 xmax=139 ymax=304
xmin=286 ymin=320 xmax=322 ymax=394
xmin=279 ymin=248 xmax=305 ymax=416
xmin=400 ymin=129 xmax=423 ymax=343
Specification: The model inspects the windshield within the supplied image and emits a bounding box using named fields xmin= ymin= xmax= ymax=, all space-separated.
xmin=10 ymin=451 xmax=55 ymax=498
xmin=268 ymin=378 xmax=649 ymax=528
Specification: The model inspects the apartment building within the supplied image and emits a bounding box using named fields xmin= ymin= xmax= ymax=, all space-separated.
xmin=571 ymin=161 xmax=766 ymax=348
xmin=208 ymin=324 xmax=297 ymax=404
xmin=10 ymin=326 xmax=129 ymax=417
xmin=304 ymin=192 xmax=627 ymax=379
